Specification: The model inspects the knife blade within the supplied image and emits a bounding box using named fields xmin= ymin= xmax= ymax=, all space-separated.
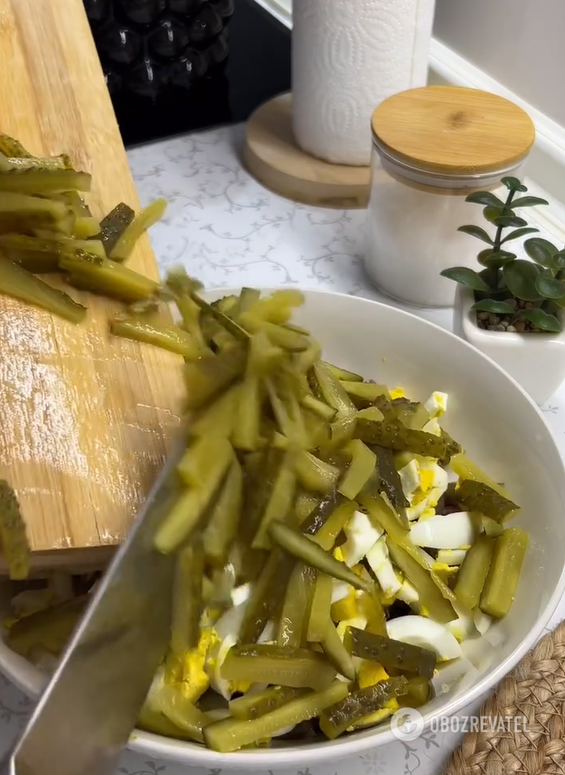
xmin=2 ymin=446 xmax=183 ymax=775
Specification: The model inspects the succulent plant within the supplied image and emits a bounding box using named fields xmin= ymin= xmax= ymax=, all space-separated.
xmin=440 ymin=177 xmax=565 ymax=333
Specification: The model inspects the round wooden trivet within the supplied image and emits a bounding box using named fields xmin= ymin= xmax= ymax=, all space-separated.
xmin=243 ymin=93 xmax=371 ymax=209
xmin=444 ymin=621 xmax=565 ymax=775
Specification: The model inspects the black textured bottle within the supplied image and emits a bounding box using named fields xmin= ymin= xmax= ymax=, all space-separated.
xmin=84 ymin=0 xmax=234 ymax=100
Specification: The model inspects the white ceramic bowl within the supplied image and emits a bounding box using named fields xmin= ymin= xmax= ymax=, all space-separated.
xmin=1 ymin=289 xmax=564 ymax=769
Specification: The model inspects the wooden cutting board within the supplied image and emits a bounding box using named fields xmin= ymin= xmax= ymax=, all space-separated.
xmin=0 ymin=0 xmax=185 ymax=572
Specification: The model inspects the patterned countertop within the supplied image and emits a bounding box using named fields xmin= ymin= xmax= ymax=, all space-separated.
xmin=1 ymin=124 xmax=564 ymax=775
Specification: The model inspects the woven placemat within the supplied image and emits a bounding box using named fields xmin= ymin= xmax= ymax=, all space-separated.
xmin=444 ymin=620 xmax=565 ymax=774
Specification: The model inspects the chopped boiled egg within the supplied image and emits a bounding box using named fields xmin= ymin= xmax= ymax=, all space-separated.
xmin=418 ymin=459 xmax=448 ymax=503
xmin=405 ymin=459 xmax=448 ymax=521
xmin=331 ymin=588 xmax=361 ymax=621
xmin=446 ymin=613 xmax=477 ymax=642
xmin=436 ymin=549 xmax=467 ymax=566
xmin=398 ymin=460 xmax=420 ymax=501
xmin=387 ymin=615 xmax=463 ymax=661
xmin=331 ymin=580 xmax=355 ymax=603
xmin=271 ymin=724 xmax=297 ymax=738
xmin=258 ymin=620 xmax=275 ymax=643
xmin=353 ymin=699 xmax=399 ymax=728
xmin=366 ymin=538 xmax=401 ymax=598
xmin=206 ymin=602 xmax=254 ymax=699
xmin=358 ymin=589 xmax=389 ymax=628
xmin=336 ymin=616 xmax=367 ymax=641
xmin=432 ymin=562 xmax=459 ymax=583
xmin=358 ymin=660 xmax=389 ymax=688
xmin=424 ymin=391 xmax=448 ymax=418
xmin=180 ymin=628 xmax=218 ymax=702
xmin=484 ymin=625 xmax=505 ymax=648
xmin=207 ymin=632 xmax=252 ymax=699
xmin=231 ymin=583 xmax=252 ymax=607
xmin=410 ymin=512 xmax=474 ymax=549
xmin=214 ymin=600 xmax=248 ymax=641
xmin=422 ymin=418 xmax=442 ymax=436
xmin=397 ymin=579 xmax=419 ymax=605
xmin=341 ymin=510 xmax=383 ymax=567
xmin=473 ymin=609 xmax=493 ymax=636
xmin=389 ymin=387 xmax=405 ymax=399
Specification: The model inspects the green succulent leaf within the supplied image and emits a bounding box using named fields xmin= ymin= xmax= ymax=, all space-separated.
xmin=501 ymin=176 xmax=527 ymax=192
xmin=524 ymin=237 xmax=559 ymax=266
xmin=457 ymin=225 xmax=493 ymax=245
xmin=552 ymin=252 xmax=565 ymax=271
xmin=440 ymin=267 xmax=489 ymax=291
xmin=534 ymin=271 xmax=565 ymax=299
xmin=483 ymin=205 xmax=507 ymax=223
xmin=517 ymin=308 xmax=561 ymax=333
xmin=503 ymin=260 xmax=542 ymax=301
xmin=465 ymin=191 xmax=505 ymax=207
xmin=471 ymin=300 xmax=516 ymax=315
xmin=477 ymin=249 xmax=516 ymax=270
xmin=510 ymin=196 xmax=549 ymax=209
xmin=493 ymin=215 xmax=528 ymax=228
xmin=501 ymin=227 xmax=539 ymax=243
xmin=477 ymin=249 xmax=495 ymax=267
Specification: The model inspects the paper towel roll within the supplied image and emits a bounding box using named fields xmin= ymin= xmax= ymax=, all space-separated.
xmin=292 ymin=0 xmax=436 ymax=166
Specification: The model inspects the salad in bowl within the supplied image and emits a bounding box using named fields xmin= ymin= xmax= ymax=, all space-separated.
xmin=2 ymin=283 xmax=533 ymax=756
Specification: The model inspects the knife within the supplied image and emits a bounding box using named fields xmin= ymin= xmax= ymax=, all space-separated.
xmin=1 ymin=446 xmax=183 ymax=775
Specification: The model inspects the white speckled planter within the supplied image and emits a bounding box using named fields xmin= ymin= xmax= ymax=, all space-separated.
xmin=454 ymin=286 xmax=565 ymax=405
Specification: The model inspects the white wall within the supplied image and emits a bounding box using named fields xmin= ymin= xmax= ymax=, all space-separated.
xmin=434 ymin=0 xmax=565 ymax=128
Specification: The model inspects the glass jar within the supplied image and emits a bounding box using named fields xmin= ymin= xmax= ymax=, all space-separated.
xmin=365 ymin=86 xmax=535 ymax=307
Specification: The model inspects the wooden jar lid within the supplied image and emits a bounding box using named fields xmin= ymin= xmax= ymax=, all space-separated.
xmin=371 ymin=86 xmax=535 ymax=175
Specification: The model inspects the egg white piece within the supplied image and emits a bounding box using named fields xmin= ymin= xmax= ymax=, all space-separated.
xmin=207 ymin=632 xmax=236 ymax=700
xmin=473 ymin=609 xmax=493 ymax=635
xmin=341 ymin=510 xmax=383 ymax=567
xmin=231 ymin=583 xmax=252 ymax=608
xmin=331 ymin=580 xmax=355 ymax=604
xmin=460 ymin=634 xmax=502 ymax=672
xmin=422 ymin=418 xmax=441 ymax=436
xmin=410 ymin=512 xmax=474 ymax=549
xmin=258 ymin=620 xmax=275 ymax=644
xmin=396 ymin=579 xmax=419 ymax=605
xmin=446 ymin=613 xmax=477 ymax=642
xmin=214 ymin=600 xmax=247 ymax=640
xmin=207 ymin=630 xmax=269 ymax=700
xmin=206 ymin=602 xmax=250 ymax=699
xmin=336 ymin=616 xmax=368 ymax=642
xmin=436 ymin=549 xmax=467 ymax=566
xmin=398 ymin=460 xmax=420 ymax=500
xmin=484 ymin=624 xmax=506 ymax=647
xmin=406 ymin=499 xmax=432 ymax=521
xmin=405 ymin=460 xmax=449 ymax=521
xmin=366 ymin=538 xmax=401 ymax=597
xmin=271 ymin=724 xmax=297 ymax=738
xmin=386 ymin=615 xmax=463 ymax=661
xmin=418 ymin=458 xmax=449 ymax=495
xmin=424 ymin=391 xmax=448 ymax=418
